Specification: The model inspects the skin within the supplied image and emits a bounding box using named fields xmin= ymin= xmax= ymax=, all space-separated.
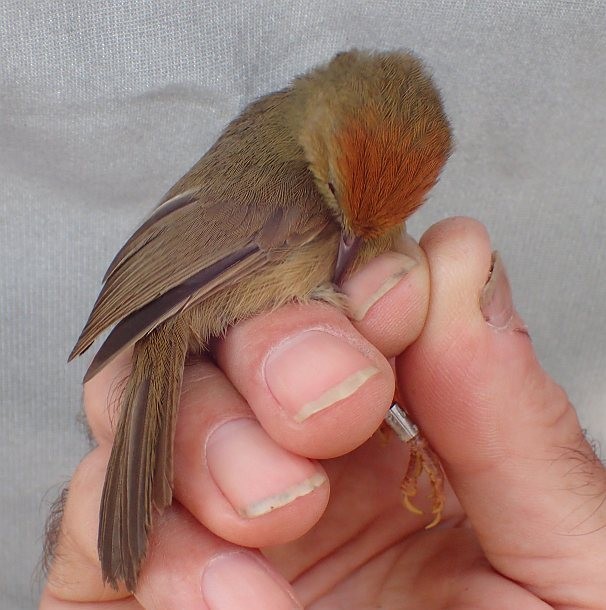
xmin=42 ymin=219 xmax=606 ymax=609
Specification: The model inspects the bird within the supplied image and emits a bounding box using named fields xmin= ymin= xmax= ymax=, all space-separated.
xmin=69 ymin=49 xmax=452 ymax=591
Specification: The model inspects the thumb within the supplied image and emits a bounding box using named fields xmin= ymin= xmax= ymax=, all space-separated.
xmin=398 ymin=218 xmax=606 ymax=608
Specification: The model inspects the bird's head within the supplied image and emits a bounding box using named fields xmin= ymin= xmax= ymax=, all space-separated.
xmin=293 ymin=50 xmax=452 ymax=246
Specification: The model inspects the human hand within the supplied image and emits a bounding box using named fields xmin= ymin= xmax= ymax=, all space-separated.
xmin=40 ymin=218 xmax=606 ymax=609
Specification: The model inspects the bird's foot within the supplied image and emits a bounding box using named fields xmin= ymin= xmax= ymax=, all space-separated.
xmin=401 ymin=435 xmax=445 ymax=529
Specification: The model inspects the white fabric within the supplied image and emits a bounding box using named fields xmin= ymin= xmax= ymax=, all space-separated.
xmin=1 ymin=1 xmax=604 ymax=607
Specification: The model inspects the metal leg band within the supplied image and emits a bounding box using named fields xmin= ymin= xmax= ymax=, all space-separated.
xmin=384 ymin=402 xmax=419 ymax=443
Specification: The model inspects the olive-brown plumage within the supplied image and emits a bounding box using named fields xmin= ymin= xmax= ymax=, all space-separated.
xmin=70 ymin=49 xmax=452 ymax=591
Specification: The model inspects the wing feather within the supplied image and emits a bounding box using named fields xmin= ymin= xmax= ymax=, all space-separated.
xmin=72 ymin=188 xmax=329 ymax=379
xmin=103 ymin=190 xmax=199 ymax=283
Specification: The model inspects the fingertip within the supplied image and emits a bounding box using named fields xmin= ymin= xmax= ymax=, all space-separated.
xmin=342 ymin=233 xmax=430 ymax=357
xmin=419 ymin=216 xmax=491 ymax=257
xmin=201 ymin=551 xmax=302 ymax=609
xmin=137 ymin=507 xmax=302 ymax=610
xmin=216 ymin=302 xmax=395 ymax=459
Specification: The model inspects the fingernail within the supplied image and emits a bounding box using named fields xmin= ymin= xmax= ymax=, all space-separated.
xmin=206 ymin=419 xmax=326 ymax=518
xmin=341 ymin=251 xmax=418 ymax=320
xmin=202 ymin=551 xmax=302 ymax=609
xmin=480 ymin=251 xmax=528 ymax=333
xmin=265 ymin=330 xmax=380 ymax=422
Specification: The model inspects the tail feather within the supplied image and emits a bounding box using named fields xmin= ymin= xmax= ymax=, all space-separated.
xmin=98 ymin=319 xmax=188 ymax=591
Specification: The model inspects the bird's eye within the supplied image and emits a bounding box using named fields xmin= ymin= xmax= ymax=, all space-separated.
xmin=327 ymin=182 xmax=336 ymax=197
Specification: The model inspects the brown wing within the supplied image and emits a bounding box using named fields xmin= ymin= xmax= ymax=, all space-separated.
xmin=102 ymin=189 xmax=199 ymax=283
xmin=70 ymin=183 xmax=330 ymax=377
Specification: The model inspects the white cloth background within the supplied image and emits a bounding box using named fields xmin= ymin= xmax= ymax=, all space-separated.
xmin=1 ymin=1 xmax=604 ymax=608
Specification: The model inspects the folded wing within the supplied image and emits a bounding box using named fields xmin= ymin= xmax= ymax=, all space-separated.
xmin=70 ymin=174 xmax=329 ymax=379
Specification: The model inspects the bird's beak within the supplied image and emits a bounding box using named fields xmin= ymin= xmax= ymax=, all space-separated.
xmin=333 ymin=231 xmax=363 ymax=285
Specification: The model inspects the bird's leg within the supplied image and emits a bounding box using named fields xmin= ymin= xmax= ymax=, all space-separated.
xmin=383 ymin=402 xmax=445 ymax=529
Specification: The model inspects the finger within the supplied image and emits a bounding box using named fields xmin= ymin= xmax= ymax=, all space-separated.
xmin=45 ymin=447 xmax=302 ymax=609
xmin=216 ymin=302 xmax=394 ymax=458
xmin=341 ymin=232 xmax=430 ymax=357
xmin=215 ymin=238 xmax=430 ymax=458
xmin=399 ymin=217 xmax=606 ymax=607
xmin=172 ymin=359 xmax=329 ymax=548
xmin=136 ymin=504 xmax=301 ymax=610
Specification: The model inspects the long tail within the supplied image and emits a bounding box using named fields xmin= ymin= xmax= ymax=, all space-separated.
xmin=98 ymin=318 xmax=189 ymax=591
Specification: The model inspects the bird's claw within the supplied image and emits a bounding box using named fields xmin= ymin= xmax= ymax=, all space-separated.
xmin=401 ymin=435 xmax=445 ymax=529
